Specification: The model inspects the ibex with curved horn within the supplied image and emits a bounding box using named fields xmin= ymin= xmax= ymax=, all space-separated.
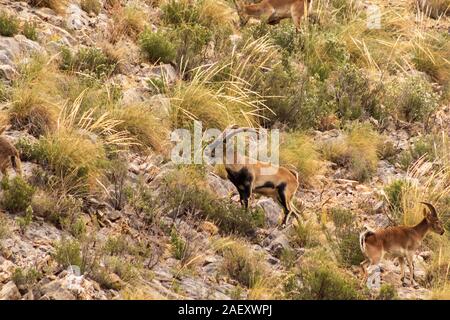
xmin=207 ymin=125 xmax=302 ymax=227
xmin=360 ymin=202 xmax=445 ymax=287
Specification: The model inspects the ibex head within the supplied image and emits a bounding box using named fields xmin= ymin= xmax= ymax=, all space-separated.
xmin=421 ymin=202 xmax=445 ymax=235
xmin=231 ymin=0 xmax=251 ymax=27
xmin=207 ymin=125 xmax=258 ymax=161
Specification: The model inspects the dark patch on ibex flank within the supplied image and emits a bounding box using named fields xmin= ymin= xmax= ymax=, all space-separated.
xmin=255 ymin=181 xmax=276 ymax=189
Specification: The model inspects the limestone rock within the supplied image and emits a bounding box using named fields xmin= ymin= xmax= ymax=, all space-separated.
xmin=0 ymin=281 xmax=21 ymax=300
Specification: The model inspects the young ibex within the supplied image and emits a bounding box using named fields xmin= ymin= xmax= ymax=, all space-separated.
xmin=234 ymin=0 xmax=311 ymax=29
xmin=360 ymin=202 xmax=445 ymax=287
xmin=207 ymin=125 xmax=302 ymax=226
xmin=0 ymin=127 xmax=22 ymax=177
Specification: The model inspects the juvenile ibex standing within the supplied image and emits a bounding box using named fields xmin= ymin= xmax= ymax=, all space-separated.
xmin=0 ymin=128 xmax=22 ymax=177
xmin=360 ymin=202 xmax=445 ymax=288
xmin=234 ymin=0 xmax=311 ymax=29
xmin=207 ymin=125 xmax=302 ymax=226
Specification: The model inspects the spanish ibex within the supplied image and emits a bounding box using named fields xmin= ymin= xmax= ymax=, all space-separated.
xmin=0 ymin=127 xmax=22 ymax=177
xmin=360 ymin=202 xmax=445 ymax=287
xmin=234 ymin=0 xmax=311 ymax=29
xmin=207 ymin=125 xmax=302 ymax=226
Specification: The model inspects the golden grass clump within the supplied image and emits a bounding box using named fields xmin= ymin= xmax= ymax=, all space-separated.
xmin=112 ymin=104 xmax=169 ymax=153
xmin=108 ymin=4 xmax=148 ymax=43
xmin=214 ymin=237 xmax=281 ymax=299
xmin=26 ymin=0 xmax=68 ymax=14
xmin=169 ymin=63 xmax=269 ymax=130
xmin=280 ymin=132 xmax=323 ymax=186
xmin=9 ymin=55 xmax=62 ymax=137
xmin=33 ymin=92 xmax=133 ymax=195
xmin=322 ymin=123 xmax=381 ymax=181
xmin=9 ymin=88 xmax=58 ymax=137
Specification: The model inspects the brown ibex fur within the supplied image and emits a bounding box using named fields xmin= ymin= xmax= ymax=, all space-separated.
xmin=0 ymin=127 xmax=22 ymax=177
xmin=360 ymin=202 xmax=445 ymax=287
xmin=208 ymin=125 xmax=302 ymax=226
xmin=235 ymin=0 xmax=311 ymax=29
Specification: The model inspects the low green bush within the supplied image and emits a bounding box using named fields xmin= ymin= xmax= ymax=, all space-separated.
xmin=1 ymin=177 xmax=35 ymax=214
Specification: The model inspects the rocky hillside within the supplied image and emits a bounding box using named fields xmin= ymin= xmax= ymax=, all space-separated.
xmin=0 ymin=0 xmax=449 ymax=300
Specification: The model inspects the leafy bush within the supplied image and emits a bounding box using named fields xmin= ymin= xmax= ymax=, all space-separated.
xmin=164 ymin=167 xmax=264 ymax=235
xmin=161 ymin=0 xmax=233 ymax=69
xmin=170 ymin=227 xmax=195 ymax=266
xmin=386 ymin=75 xmax=440 ymax=123
xmin=0 ymin=11 xmax=19 ymax=37
xmin=328 ymin=208 xmax=365 ymax=267
xmin=138 ymin=29 xmax=176 ymax=64
xmin=292 ymin=250 xmax=363 ymax=300
xmin=326 ymin=64 xmax=384 ymax=121
xmin=60 ymin=47 xmax=117 ymax=78
xmin=16 ymin=206 xmax=34 ymax=232
xmin=127 ymin=180 xmax=159 ymax=226
xmin=384 ymin=179 xmax=408 ymax=220
xmin=399 ymin=134 xmax=446 ymax=169
xmin=292 ymin=220 xmax=321 ymax=248
xmin=22 ymin=21 xmax=38 ymax=41
xmin=53 ymin=238 xmax=83 ymax=269
xmin=1 ymin=177 xmax=35 ymax=214
xmin=12 ymin=267 xmax=41 ymax=288
xmin=218 ymin=240 xmax=267 ymax=288
xmin=377 ymin=284 xmax=398 ymax=300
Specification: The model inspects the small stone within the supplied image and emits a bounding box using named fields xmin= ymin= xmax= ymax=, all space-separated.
xmin=108 ymin=210 xmax=122 ymax=222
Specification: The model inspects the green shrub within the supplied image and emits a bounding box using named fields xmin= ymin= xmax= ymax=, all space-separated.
xmin=60 ymin=47 xmax=117 ymax=78
xmin=22 ymin=21 xmax=38 ymax=41
xmin=12 ymin=267 xmax=41 ymax=288
xmin=327 ymin=64 xmax=384 ymax=121
xmin=219 ymin=240 xmax=266 ymax=288
xmin=164 ymin=167 xmax=264 ymax=236
xmin=103 ymin=236 xmax=130 ymax=256
xmin=16 ymin=206 xmax=33 ymax=232
xmin=329 ymin=208 xmax=365 ymax=267
xmin=0 ymin=11 xmax=19 ymax=37
xmin=399 ymin=135 xmax=444 ymax=169
xmin=292 ymin=220 xmax=321 ymax=248
xmin=378 ymin=284 xmax=398 ymax=300
xmin=293 ymin=250 xmax=363 ymax=300
xmin=54 ymin=238 xmax=83 ymax=269
xmin=1 ymin=177 xmax=35 ymax=214
xmin=384 ymin=179 xmax=408 ymax=219
xmin=160 ymin=0 xmax=233 ymax=69
xmin=170 ymin=227 xmax=190 ymax=263
xmin=127 ymin=180 xmax=159 ymax=226
xmin=138 ymin=29 xmax=176 ymax=64
xmin=386 ymin=76 xmax=440 ymax=123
